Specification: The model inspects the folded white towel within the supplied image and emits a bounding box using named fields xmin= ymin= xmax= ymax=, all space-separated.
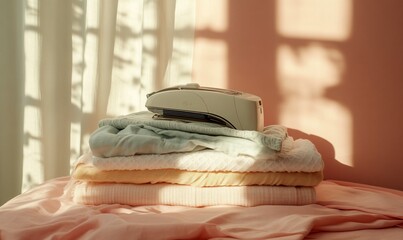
xmin=80 ymin=138 xmax=323 ymax=173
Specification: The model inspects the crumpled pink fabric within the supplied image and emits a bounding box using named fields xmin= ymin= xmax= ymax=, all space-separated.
xmin=0 ymin=177 xmax=402 ymax=240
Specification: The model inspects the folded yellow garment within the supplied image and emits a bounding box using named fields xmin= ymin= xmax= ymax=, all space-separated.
xmin=73 ymin=164 xmax=323 ymax=187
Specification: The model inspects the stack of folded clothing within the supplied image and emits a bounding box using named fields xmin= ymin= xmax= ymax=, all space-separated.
xmin=66 ymin=111 xmax=324 ymax=207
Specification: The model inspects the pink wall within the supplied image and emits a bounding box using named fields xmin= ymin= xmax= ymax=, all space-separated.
xmin=193 ymin=0 xmax=403 ymax=191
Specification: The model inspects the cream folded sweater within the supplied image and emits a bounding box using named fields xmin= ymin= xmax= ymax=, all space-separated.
xmin=68 ymin=181 xmax=316 ymax=207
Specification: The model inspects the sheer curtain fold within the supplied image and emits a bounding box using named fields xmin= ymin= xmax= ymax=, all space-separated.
xmin=0 ymin=0 xmax=195 ymax=205
xmin=0 ymin=0 xmax=25 ymax=206
xmin=40 ymin=0 xmax=74 ymax=180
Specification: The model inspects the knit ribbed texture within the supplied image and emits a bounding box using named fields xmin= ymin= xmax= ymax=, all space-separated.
xmin=71 ymin=181 xmax=316 ymax=207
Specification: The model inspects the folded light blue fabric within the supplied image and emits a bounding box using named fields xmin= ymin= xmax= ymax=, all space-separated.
xmin=89 ymin=111 xmax=288 ymax=159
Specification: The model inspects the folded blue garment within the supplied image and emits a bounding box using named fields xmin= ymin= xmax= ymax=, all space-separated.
xmin=89 ymin=111 xmax=288 ymax=159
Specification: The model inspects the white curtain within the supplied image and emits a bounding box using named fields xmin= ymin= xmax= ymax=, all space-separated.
xmin=0 ymin=0 xmax=195 ymax=205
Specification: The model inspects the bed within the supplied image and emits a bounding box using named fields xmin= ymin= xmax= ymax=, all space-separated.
xmin=1 ymin=112 xmax=402 ymax=239
xmin=0 ymin=177 xmax=402 ymax=239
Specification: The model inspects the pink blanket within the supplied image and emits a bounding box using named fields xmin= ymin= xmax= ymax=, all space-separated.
xmin=0 ymin=177 xmax=402 ymax=239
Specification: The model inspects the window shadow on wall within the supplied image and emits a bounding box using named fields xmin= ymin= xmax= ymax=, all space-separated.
xmin=195 ymin=0 xmax=403 ymax=191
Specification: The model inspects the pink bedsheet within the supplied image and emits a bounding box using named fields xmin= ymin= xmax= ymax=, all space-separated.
xmin=0 ymin=177 xmax=402 ymax=239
